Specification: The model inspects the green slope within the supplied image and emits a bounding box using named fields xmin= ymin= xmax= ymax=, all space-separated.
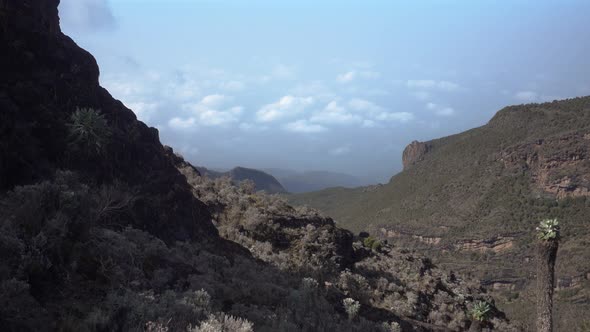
xmin=288 ymin=96 xmax=590 ymax=331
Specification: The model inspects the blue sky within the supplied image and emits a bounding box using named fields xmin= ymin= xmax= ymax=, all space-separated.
xmin=59 ymin=0 xmax=590 ymax=183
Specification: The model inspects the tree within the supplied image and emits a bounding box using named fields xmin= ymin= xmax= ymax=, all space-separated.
xmin=535 ymin=218 xmax=560 ymax=332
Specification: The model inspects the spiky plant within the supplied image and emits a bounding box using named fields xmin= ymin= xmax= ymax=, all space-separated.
xmin=67 ymin=107 xmax=112 ymax=155
xmin=536 ymin=218 xmax=560 ymax=332
xmin=470 ymin=301 xmax=491 ymax=322
xmin=536 ymin=218 xmax=560 ymax=241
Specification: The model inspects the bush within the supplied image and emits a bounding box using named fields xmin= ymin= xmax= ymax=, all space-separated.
xmin=362 ymin=236 xmax=382 ymax=251
xmin=188 ymin=313 xmax=254 ymax=332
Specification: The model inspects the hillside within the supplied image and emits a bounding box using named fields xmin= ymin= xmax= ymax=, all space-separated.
xmin=0 ymin=1 xmax=517 ymax=331
xmin=264 ymin=168 xmax=366 ymax=193
xmin=197 ymin=166 xmax=286 ymax=194
xmin=288 ymin=97 xmax=590 ymax=331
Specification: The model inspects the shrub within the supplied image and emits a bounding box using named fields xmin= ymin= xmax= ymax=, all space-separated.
xmin=343 ymin=297 xmax=360 ymax=321
xmin=68 ymin=107 xmax=112 ymax=155
xmin=188 ymin=313 xmax=254 ymax=332
xmin=362 ymin=236 xmax=382 ymax=251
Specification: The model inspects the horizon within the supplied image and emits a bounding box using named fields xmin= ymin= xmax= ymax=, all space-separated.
xmin=59 ymin=0 xmax=590 ymax=183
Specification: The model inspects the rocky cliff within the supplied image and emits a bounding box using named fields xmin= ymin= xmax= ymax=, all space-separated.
xmin=402 ymin=140 xmax=431 ymax=170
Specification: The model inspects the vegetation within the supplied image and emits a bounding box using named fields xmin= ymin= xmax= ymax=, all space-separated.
xmin=67 ymin=107 xmax=112 ymax=155
xmin=342 ymin=298 xmax=360 ymax=321
xmin=470 ymin=301 xmax=491 ymax=322
xmin=288 ymin=97 xmax=590 ymax=330
xmin=536 ymin=219 xmax=560 ymax=332
xmin=537 ymin=218 xmax=560 ymax=241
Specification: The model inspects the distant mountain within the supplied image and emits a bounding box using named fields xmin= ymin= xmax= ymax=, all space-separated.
xmin=288 ymin=97 xmax=590 ymax=331
xmin=197 ymin=166 xmax=286 ymax=194
xmin=264 ymin=168 xmax=366 ymax=193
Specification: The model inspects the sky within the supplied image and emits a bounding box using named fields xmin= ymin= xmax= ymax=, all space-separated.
xmin=58 ymin=0 xmax=590 ymax=183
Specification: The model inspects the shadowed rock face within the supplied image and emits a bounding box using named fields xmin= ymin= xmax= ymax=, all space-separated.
xmin=402 ymin=140 xmax=431 ymax=170
xmin=0 ymin=0 xmax=217 ymax=243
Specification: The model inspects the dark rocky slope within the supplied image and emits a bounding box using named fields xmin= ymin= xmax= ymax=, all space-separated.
xmin=0 ymin=1 xmax=517 ymax=331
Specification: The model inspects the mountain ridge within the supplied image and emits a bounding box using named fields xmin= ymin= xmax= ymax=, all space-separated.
xmin=287 ymin=96 xmax=590 ymax=331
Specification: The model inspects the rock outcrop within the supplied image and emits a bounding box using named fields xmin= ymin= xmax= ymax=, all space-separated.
xmin=500 ymin=132 xmax=590 ymax=198
xmin=402 ymin=140 xmax=431 ymax=170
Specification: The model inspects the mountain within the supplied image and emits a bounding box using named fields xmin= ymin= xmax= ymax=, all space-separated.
xmin=287 ymin=97 xmax=590 ymax=331
xmin=264 ymin=168 xmax=367 ymax=193
xmin=196 ymin=166 xmax=286 ymax=194
xmin=0 ymin=1 xmax=516 ymax=331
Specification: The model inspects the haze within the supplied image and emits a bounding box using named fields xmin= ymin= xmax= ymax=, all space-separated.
xmin=59 ymin=0 xmax=590 ymax=183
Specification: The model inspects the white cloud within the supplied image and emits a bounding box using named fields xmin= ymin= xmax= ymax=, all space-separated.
xmin=257 ymin=96 xmax=314 ymax=122
xmin=436 ymin=107 xmax=455 ymax=116
xmin=310 ymin=101 xmax=361 ymax=125
xmin=375 ymin=112 xmax=414 ymax=123
xmin=406 ymin=80 xmax=460 ymax=91
xmin=181 ymin=95 xmax=242 ymax=127
xmin=200 ymin=94 xmax=231 ymax=108
xmin=329 ymin=146 xmax=351 ymax=156
xmin=126 ymin=102 xmax=159 ymax=122
xmin=348 ymin=98 xmax=384 ymax=114
xmin=426 ymin=102 xmax=456 ymax=116
xmin=514 ymin=91 xmax=538 ymax=102
xmin=337 ymin=71 xmax=356 ymax=83
xmin=284 ymin=120 xmax=327 ymax=133
xmin=168 ymin=117 xmax=196 ymax=130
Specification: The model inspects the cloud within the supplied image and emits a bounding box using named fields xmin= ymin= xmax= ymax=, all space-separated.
xmin=337 ymin=71 xmax=356 ymax=83
xmin=126 ymin=102 xmax=159 ymax=122
xmin=284 ymin=120 xmax=327 ymax=133
xmin=310 ymin=101 xmax=361 ymax=125
xmin=375 ymin=112 xmax=414 ymax=123
xmin=168 ymin=117 xmax=196 ymax=130
xmin=514 ymin=91 xmax=538 ymax=102
xmin=329 ymin=146 xmax=351 ymax=156
xmin=257 ymin=96 xmax=314 ymax=122
xmin=200 ymin=94 xmax=232 ymax=108
xmin=348 ymin=98 xmax=384 ymax=114
xmin=337 ymin=70 xmax=380 ymax=83
xmin=59 ymin=0 xmax=116 ymax=31
xmin=406 ymin=80 xmax=460 ymax=91
xmin=182 ymin=95 xmax=242 ymax=127
xmin=426 ymin=102 xmax=456 ymax=116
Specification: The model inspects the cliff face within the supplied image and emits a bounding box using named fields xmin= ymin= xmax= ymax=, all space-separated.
xmin=0 ymin=0 xmax=216 ymax=242
xmin=402 ymin=140 xmax=431 ymax=170
xmin=500 ymin=131 xmax=590 ymax=198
